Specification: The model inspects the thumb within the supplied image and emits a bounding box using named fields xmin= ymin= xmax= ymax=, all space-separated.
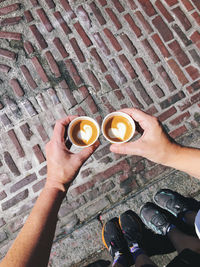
xmin=77 ymin=141 xmax=100 ymax=163
xmin=110 ymin=140 xmax=142 ymax=155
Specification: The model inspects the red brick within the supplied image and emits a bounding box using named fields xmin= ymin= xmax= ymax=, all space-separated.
xmin=105 ymin=74 xmax=119 ymax=89
xmin=101 ymin=96 xmax=115 ymax=113
xmin=191 ymin=0 xmax=200 ymax=11
xmin=170 ymin=125 xmax=187 ymax=139
xmin=103 ymin=28 xmax=122 ymax=52
xmin=60 ymin=0 xmax=76 ymax=19
xmin=167 ymin=59 xmax=189 ymax=85
xmin=170 ymin=111 xmax=190 ymax=126
xmin=0 ymin=218 xmax=6 ymax=228
xmin=22 ymin=99 xmax=38 ymax=117
xmin=155 ymin=0 xmax=174 ymax=23
xmin=39 ymin=165 xmax=47 ymax=176
xmin=138 ymin=0 xmax=157 ymax=16
xmin=181 ymin=0 xmax=194 ymax=11
xmin=2 ymin=189 xmax=28 ymax=211
xmin=53 ymin=37 xmax=69 ymax=58
xmin=157 ymin=66 xmax=176 ymax=92
xmin=185 ymin=66 xmax=200 ymax=80
xmin=172 ymin=7 xmax=192 ymax=31
xmin=190 ymin=31 xmax=200 ymax=49
xmin=186 ymin=80 xmax=200 ymax=93
xmin=160 ymin=91 xmax=186 ymax=109
xmin=168 ymin=40 xmax=190 ymax=67
xmin=152 ymin=34 xmax=171 ymax=58
xmin=0 ymin=191 xmax=7 ymax=201
xmin=24 ymin=41 xmax=34 ymax=54
xmin=76 ymin=6 xmax=91 ymax=29
xmin=24 ymin=10 xmax=34 ymax=23
xmin=192 ymin=11 xmax=200 ymax=26
xmin=10 ymin=173 xmax=37 ymax=193
xmin=94 ymin=144 xmax=112 ymax=160
xmin=133 ymin=80 xmax=153 ymax=105
xmin=64 ymin=59 xmax=82 ymax=86
xmin=3 ymin=151 xmax=20 ymax=176
xmin=0 ymin=64 xmax=10 ymax=73
xmin=85 ymin=95 xmax=98 ymax=114
xmin=47 ymin=88 xmax=60 ymax=105
xmin=109 ymin=59 xmax=127 ymax=84
xmin=172 ymin=24 xmax=192 ymax=47
xmin=146 ymin=105 xmax=158 ymax=115
xmin=97 ymin=0 xmax=107 ymax=6
xmin=114 ymin=89 xmax=125 ymax=100
xmin=125 ymin=87 xmax=143 ymax=108
xmin=105 ymin=8 xmax=122 ymax=30
xmin=135 ymin=57 xmax=153 ymax=82
xmin=0 ymin=3 xmax=20 ymax=15
xmin=141 ymin=39 xmax=160 ymax=64
xmin=32 ymin=144 xmax=46 ymax=164
xmin=7 ymin=129 xmax=25 ymax=158
xmin=0 ymin=16 xmax=22 ymax=26
xmin=119 ymin=54 xmax=137 ymax=79
xmin=74 ymin=22 xmax=92 ymax=47
xmin=90 ymin=48 xmax=107 ymax=73
xmin=120 ymin=34 xmax=137 ymax=55
xmin=20 ymin=65 xmax=37 ymax=90
xmin=152 ymin=16 xmax=174 ymax=42
xmin=164 ymin=0 xmax=178 ymax=6
xmin=124 ymin=14 xmax=142 ymax=38
xmin=95 ymin=115 xmax=102 ymax=126
xmin=53 ymin=11 xmax=71 ymax=35
xmin=135 ymin=11 xmax=153 ymax=34
xmin=45 ymin=51 xmax=61 ymax=78
xmin=191 ymin=91 xmax=200 ymax=104
xmin=127 ymin=0 xmax=137 ymax=9
xmin=20 ymin=123 xmax=33 ymax=140
xmin=29 ymin=25 xmax=48 ymax=50
xmin=0 ymin=113 xmax=11 ymax=126
xmin=0 ymin=31 xmax=22 ymax=41
xmin=9 ymin=79 xmax=24 ymax=97
xmin=69 ymin=38 xmax=85 ymax=63
xmin=30 ymin=0 xmax=39 ymax=6
xmin=93 ymin=32 xmax=111 ymax=56
xmin=158 ymin=107 xmax=177 ymax=122
xmin=35 ymin=123 xmax=49 ymax=142
xmin=31 ymin=56 xmax=49 ymax=83
xmin=152 ymin=84 xmax=165 ymax=98
xmin=0 ymin=48 xmax=16 ymax=60
xmin=85 ymin=69 xmax=101 ymax=91
xmin=145 ymin=165 xmax=170 ymax=180
xmin=78 ymin=85 xmax=89 ymax=98
xmin=44 ymin=0 xmax=55 ymax=9
xmin=111 ymin=0 xmax=125 ymax=12
xmin=32 ymin=178 xmax=46 ymax=193
xmin=36 ymin=8 xmax=54 ymax=32
xmin=89 ymin=2 xmax=106 ymax=25
xmin=59 ymin=80 xmax=77 ymax=106
xmin=76 ymin=106 xmax=86 ymax=116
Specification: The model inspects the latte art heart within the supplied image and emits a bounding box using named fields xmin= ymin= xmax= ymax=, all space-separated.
xmin=108 ymin=122 xmax=126 ymax=140
xmin=77 ymin=124 xmax=92 ymax=142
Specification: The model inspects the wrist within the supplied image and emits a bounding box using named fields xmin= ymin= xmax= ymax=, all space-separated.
xmin=45 ymin=179 xmax=71 ymax=195
xmin=159 ymin=143 xmax=182 ymax=167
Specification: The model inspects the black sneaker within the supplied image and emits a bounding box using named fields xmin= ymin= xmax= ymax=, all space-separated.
xmin=102 ymin=217 xmax=128 ymax=262
xmin=154 ymin=189 xmax=191 ymax=218
xmin=140 ymin=202 xmax=171 ymax=235
xmin=119 ymin=210 xmax=143 ymax=249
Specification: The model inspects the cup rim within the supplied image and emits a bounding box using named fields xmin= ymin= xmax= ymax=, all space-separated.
xmin=101 ymin=111 xmax=135 ymax=144
xmin=68 ymin=116 xmax=100 ymax=148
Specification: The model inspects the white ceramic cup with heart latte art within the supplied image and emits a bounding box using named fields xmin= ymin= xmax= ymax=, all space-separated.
xmin=68 ymin=116 xmax=100 ymax=148
xmin=102 ymin=112 xmax=135 ymax=143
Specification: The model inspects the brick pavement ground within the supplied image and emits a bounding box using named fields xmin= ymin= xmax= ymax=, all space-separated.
xmin=0 ymin=0 xmax=200 ymax=266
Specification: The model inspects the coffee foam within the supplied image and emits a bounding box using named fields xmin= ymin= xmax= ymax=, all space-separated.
xmin=104 ymin=115 xmax=133 ymax=142
xmin=69 ymin=119 xmax=98 ymax=146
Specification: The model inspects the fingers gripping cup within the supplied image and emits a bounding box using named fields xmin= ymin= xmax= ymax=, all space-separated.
xmin=68 ymin=116 xmax=100 ymax=147
xmin=102 ymin=112 xmax=135 ymax=143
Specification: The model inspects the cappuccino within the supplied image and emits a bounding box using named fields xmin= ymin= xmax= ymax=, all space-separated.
xmin=68 ymin=117 xmax=100 ymax=147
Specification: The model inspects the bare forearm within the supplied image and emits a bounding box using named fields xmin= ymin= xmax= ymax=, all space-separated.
xmin=162 ymin=145 xmax=200 ymax=179
xmin=1 ymin=185 xmax=66 ymax=267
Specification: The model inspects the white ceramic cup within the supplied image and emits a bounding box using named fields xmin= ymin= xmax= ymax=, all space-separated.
xmin=68 ymin=116 xmax=100 ymax=148
xmin=101 ymin=111 xmax=135 ymax=143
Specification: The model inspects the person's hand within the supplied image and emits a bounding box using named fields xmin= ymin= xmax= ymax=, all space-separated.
xmin=45 ymin=116 xmax=100 ymax=192
xmin=110 ymin=108 xmax=179 ymax=165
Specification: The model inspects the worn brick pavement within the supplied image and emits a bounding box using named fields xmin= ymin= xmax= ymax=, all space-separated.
xmin=0 ymin=0 xmax=200 ymax=266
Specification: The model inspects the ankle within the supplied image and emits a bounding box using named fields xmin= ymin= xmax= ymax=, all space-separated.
xmin=130 ymin=243 xmax=145 ymax=263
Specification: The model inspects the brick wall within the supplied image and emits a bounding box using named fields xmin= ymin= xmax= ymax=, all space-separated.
xmin=0 ymin=0 xmax=200 ymax=260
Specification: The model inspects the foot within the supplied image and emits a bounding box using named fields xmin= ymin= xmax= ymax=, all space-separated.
xmin=119 ymin=210 xmax=143 ymax=249
xmin=154 ymin=189 xmax=191 ymax=218
xmin=140 ymin=202 xmax=172 ymax=235
xmin=102 ymin=217 xmax=128 ymax=262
